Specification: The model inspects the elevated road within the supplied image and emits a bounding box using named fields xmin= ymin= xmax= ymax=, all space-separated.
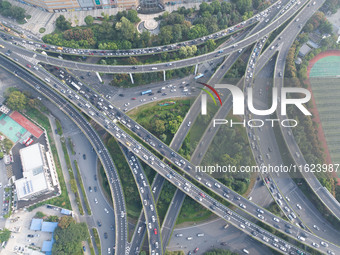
xmin=11 ymin=52 xmax=339 ymax=254
xmin=0 ymin=0 xmax=309 ymax=73
xmin=0 ymin=53 xmax=315 ymax=255
xmin=120 ymin=146 xmax=163 ymax=255
xmin=0 ymin=55 xmax=128 ymax=255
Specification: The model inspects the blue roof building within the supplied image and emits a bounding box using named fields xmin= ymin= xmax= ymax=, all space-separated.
xmin=41 ymin=222 xmax=58 ymax=232
xmin=30 ymin=219 xmax=43 ymax=231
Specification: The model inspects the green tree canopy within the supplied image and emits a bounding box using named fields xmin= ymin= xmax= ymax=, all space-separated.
xmin=6 ymin=90 xmax=27 ymax=111
xmin=53 ymin=220 xmax=88 ymax=254
xmin=56 ymin=15 xmax=72 ymax=31
xmin=84 ymin=15 xmax=94 ymax=26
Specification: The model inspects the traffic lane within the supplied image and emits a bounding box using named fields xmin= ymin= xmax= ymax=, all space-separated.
xmin=121 ymin=148 xmax=162 ymax=255
xmin=46 ymin=97 xmax=117 ymax=253
xmin=0 ymin=57 xmax=128 ymax=255
xmin=0 ymin=0 xmax=309 ymax=74
xmin=129 ymin=172 xmax=166 ymax=254
xmin=251 ymin=48 xmax=340 ymax=244
xmin=72 ymin=131 xmax=117 ymax=250
xmin=169 ymin=219 xmax=274 ymax=255
xmin=2 ymin=55 xmax=324 ymax=254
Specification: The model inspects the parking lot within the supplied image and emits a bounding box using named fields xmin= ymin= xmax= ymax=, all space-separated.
xmin=3 ymin=205 xmax=64 ymax=254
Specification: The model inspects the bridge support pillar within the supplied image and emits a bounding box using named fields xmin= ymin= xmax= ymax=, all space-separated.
xmin=195 ymin=64 xmax=198 ymax=75
xmin=129 ymin=73 xmax=134 ymax=84
xmin=163 ymin=70 xmax=166 ymax=81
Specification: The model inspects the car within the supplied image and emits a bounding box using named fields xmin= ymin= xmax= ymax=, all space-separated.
xmin=175 ymin=233 xmax=183 ymax=237
xmin=27 ymin=234 xmax=34 ymax=238
xmin=104 ymin=232 xmax=108 ymax=239
xmin=154 ymin=228 xmax=158 ymax=235
xmin=110 ymin=224 xmax=114 ymax=231
xmin=94 ymin=198 xmax=98 ymax=204
xmin=296 ymin=204 xmax=302 ymax=210
xmin=240 ymin=203 xmax=246 ymax=209
xmin=89 ymin=186 xmax=92 ymax=192
xmin=312 ymin=242 xmax=319 ymax=248
xmin=104 ymin=208 xmax=109 ymax=214
xmin=199 ymin=193 xmax=205 ymax=198
xmin=194 ymin=247 xmax=199 ymax=253
xmin=94 ymin=175 xmax=97 ymax=181
xmin=94 ymin=186 xmax=97 ymax=192
xmin=83 ymin=246 xmax=86 ymax=251
xmin=258 ymin=214 xmax=264 ymax=220
xmin=321 ymin=241 xmax=328 ymax=247
xmin=97 ymin=220 xmax=102 ymax=227
xmin=26 ymin=64 xmax=31 ymax=68
xmin=83 ymin=154 xmax=86 ymax=160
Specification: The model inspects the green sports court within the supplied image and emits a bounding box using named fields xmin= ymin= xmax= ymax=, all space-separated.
xmin=309 ymin=55 xmax=340 ymax=178
xmin=0 ymin=114 xmax=27 ymax=143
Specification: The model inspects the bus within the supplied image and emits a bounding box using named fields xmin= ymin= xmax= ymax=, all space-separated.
xmin=70 ymin=81 xmax=81 ymax=91
xmin=141 ymin=89 xmax=152 ymax=95
xmin=194 ymin=73 xmax=204 ymax=79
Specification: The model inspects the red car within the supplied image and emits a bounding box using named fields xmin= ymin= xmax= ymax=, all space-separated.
xmin=26 ymin=64 xmax=31 ymax=68
xmin=199 ymin=193 xmax=205 ymax=198
xmin=194 ymin=247 xmax=199 ymax=253
xmin=131 ymin=97 xmax=136 ymax=100
xmin=154 ymin=228 xmax=158 ymax=235
xmin=42 ymin=44 xmax=46 ymax=48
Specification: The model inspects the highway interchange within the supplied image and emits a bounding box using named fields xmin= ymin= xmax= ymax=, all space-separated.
xmin=1 ymin=0 xmax=340 ymax=254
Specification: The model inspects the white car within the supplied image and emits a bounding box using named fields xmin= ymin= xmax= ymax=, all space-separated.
xmin=273 ymin=217 xmax=280 ymax=223
xmin=258 ymin=214 xmax=264 ymax=220
xmin=296 ymin=204 xmax=302 ymax=210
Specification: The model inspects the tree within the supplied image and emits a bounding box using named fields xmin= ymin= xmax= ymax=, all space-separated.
xmin=58 ymin=216 xmax=75 ymax=229
xmin=127 ymin=10 xmax=140 ymax=23
xmin=56 ymin=15 xmax=71 ymax=31
xmin=160 ymin=133 xmax=167 ymax=142
xmin=84 ymin=15 xmax=94 ymax=26
xmin=53 ymin=221 xmax=88 ymax=254
xmin=155 ymin=120 xmax=166 ymax=133
xmin=179 ymin=46 xmax=188 ymax=58
xmin=206 ymin=39 xmax=216 ymax=51
xmin=0 ymin=229 xmax=10 ymax=242
xmin=116 ymin=17 xmax=136 ymax=41
xmin=35 ymin=211 xmax=45 ymax=218
xmin=6 ymin=90 xmax=27 ymax=111
xmin=159 ymin=26 xmax=173 ymax=44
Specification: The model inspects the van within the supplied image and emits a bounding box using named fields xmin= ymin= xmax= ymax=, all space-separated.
xmin=298 ymin=236 xmax=305 ymax=241
xmin=108 ymin=105 xmax=114 ymax=110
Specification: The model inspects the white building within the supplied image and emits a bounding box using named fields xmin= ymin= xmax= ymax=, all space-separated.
xmin=15 ymin=143 xmax=57 ymax=201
